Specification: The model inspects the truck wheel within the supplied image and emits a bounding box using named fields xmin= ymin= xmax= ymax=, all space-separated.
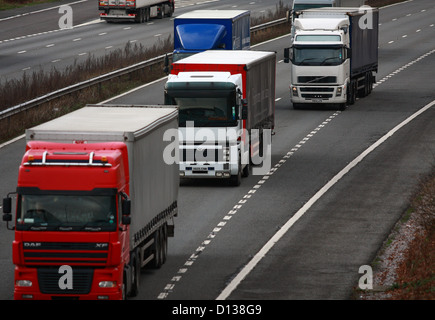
xmin=129 ymin=250 xmax=141 ymax=297
xmin=161 ymin=224 xmax=168 ymax=264
xmin=152 ymin=228 xmax=163 ymax=268
xmin=230 ymin=160 xmax=242 ymax=186
xmin=145 ymin=7 xmax=150 ymax=22
xmin=242 ymin=162 xmax=250 ymax=177
xmin=368 ymin=73 xmax=374 ymax=95
xmin=135 ymin=9 xmax=142 ymax=23
xmin=347 ymin=81 xmax=356 ymax=105
xmin=121 ymin=271 xmax=127 ymax=300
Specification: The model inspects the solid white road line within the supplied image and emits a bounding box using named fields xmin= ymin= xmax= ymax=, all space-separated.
xmin=216 ymin=99 xmax=435 ymax=300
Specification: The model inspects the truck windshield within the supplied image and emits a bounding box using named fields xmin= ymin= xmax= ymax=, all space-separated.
xmin=166 ymin=91 xmax=238 ymax=127
xmin=293 ymin=46 xmax=344 ymax=66
xmin=16 ymin=193 xmax=117 ymax=231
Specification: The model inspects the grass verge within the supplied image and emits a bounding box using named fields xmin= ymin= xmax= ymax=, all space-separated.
xmin=0 ymin=0 xmax=58 ymax=11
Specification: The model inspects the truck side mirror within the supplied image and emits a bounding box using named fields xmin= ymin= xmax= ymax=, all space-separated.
xmin=241 ymin=101 xmax=248 ymax=120
xmin=122 ymin=199 xmax=131 ymax=216
xmin=121 ymin=198 xmax=131 ymax=225
xmin=284 ymin=47 xmax=291 ymax=63
xmin=3 ymin=197 xmax=11 ymax=214
xmin=346 ymin=47 xmax=352 ymax=59
xmin=3 ymin=195 xmax=15 ymax=230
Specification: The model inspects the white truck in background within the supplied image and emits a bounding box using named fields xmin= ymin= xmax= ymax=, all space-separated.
xmin=99 ymin=0 xmax=174 ymax=23
xmin=284 ymin=7 xmax=379 ymax=110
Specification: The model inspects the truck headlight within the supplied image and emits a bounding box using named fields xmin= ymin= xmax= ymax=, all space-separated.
xmin=336 ymin=87 xmax=343 ymax=97
xmin=16 ymin=280 xmax=32 ymax=287
xmin=291 ymin=86 xmax=298 ymax=97
xmin=99 ymin=281 xmax=117 ymax=288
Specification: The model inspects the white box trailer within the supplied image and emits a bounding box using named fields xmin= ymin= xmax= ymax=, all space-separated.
xmin=99 ymin=0 xmax=174 ymax=23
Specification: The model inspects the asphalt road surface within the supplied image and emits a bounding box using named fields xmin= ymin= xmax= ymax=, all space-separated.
xmin=0 ymin=0 xmax=434 ymax=301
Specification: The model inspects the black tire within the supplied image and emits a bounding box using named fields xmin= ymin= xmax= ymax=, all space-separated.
xmin=368 ymin=73 xmax=374 ymax=94
xmin=242 ymin=162 xmax=250 ymax=177
xmin=230 ymin=160 xmax=242 ymax=186
xmin=128 ymin=250 xmax=141 ymax=297
xmin=145 ymin=7 xmax=150 ymax=22
xmin=161 ymin=224 xmax=168 ymax=264
xmin=152 ymin=229 xmax=162 ymax=269
xmin=347 ymin=80 xmax=356 ymax=105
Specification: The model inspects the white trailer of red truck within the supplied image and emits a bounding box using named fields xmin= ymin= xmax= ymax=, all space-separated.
xmin=99 ymin=0 xmax=174 ymax=23
xmin=164 ymin=50 xmax=276 ymax=185
xmin=3 ymin=105 xmax=179 ymax=299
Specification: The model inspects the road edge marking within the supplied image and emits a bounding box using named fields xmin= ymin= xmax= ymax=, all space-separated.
xmin=216 ymin=98 xmax=435 ymax=300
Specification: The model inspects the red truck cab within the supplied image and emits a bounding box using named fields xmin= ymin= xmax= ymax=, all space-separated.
xmin=5 ymin=141 xmax=131 ymax=300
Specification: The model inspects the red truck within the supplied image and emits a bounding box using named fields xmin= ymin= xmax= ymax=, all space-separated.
xmin=2 ymin=104 xmax=179 ymax=300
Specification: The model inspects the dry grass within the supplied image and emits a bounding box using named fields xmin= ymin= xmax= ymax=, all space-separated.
xmin=389 ymin=173 xmax=435 ymax=299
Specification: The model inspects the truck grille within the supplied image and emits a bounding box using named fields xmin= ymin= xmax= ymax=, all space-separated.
xmin=298 ymin=76 xmax=337 ymax=84
xmin=37 ymin=267 xmax=93 ymax=295
xmin=300 ymin=87 xmax=334 ymax=92
xmin=23 ymin=242 xmax=108 ymax=266
xmin=181 ymin=145 xmax=224 ymax=162
xmin=301 ymin=93 xmax=333 ymax=99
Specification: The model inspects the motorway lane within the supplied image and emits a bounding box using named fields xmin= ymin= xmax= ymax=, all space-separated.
xmin=0 ymin=0 xmax=284 ymax=81
xmin=225 ymin=56 xmax=435 ymax=299
xmin=0 ymin=0 xmax=434 ymax=300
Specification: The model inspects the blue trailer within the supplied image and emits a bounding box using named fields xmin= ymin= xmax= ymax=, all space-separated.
xmin=172 ymin=10 xmax=250 ymax=62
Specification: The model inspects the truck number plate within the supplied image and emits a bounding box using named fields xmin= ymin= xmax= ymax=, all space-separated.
xmin=312 ymin=99 xmax=322 ymax=103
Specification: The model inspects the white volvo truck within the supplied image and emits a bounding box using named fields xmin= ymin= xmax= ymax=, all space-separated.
xmin=284 ymin=7 xmax=379 ymax=110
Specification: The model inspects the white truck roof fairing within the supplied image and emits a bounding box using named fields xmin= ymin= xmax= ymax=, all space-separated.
xmin=168 ymin=72 xmax=243 ymax=93
xmin=294 ymin=17 xmax=349 ymax=31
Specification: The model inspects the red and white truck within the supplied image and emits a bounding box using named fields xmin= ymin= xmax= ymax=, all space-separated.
xmin=164 ymin=50 xmax=276 ymax=185
xmin=2 ymin=105 xmax=179 ymax=300
xmin=99 ymin=0 xmax=174 ymax=23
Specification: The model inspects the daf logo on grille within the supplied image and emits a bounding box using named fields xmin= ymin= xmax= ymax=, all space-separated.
xmin=95 ymin=243 xmax=108 ymax=248
xmin=24 ymin=242 xmax=42 ymax=247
